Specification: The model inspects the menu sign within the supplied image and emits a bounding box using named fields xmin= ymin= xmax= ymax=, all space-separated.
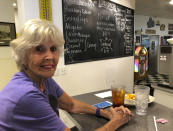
xmin=62 ymin=0 xmax=134 ymax=64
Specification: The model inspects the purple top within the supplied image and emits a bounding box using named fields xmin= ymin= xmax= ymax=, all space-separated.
xmin=0 ymin=71 xmax=66 ymax=131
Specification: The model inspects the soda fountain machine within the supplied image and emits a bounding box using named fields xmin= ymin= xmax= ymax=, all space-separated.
xmin=134 ymin=46 xmax=148 ymax=82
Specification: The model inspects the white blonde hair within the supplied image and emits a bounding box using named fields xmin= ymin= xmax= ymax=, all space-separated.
xmin=10 ymin=19 xmax=65 ymax=70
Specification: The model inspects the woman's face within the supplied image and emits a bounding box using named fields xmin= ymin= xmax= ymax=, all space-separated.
xmin=25 ymin=41 xmax=59 ymax=79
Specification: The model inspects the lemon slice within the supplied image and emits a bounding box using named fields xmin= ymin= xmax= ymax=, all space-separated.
xmin=125 ymin=93 xmax=135 ymax=100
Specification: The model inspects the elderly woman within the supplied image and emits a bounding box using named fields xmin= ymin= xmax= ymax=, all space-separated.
xmin=0 ymin=19 xmax=132 ymax=131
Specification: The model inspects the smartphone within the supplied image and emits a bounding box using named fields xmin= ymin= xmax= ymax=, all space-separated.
xmin=93 ymin=101 xmax=112 ymax=109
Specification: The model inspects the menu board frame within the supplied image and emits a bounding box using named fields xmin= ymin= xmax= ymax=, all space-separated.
xmin=62 ymin=0 xmax=134 ymax=65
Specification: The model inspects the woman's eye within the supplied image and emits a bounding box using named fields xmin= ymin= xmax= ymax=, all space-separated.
xmin=35 ymin=46 xmax=44 ymax=52
xmin=50 ymin=46 xmax=57 ymax=52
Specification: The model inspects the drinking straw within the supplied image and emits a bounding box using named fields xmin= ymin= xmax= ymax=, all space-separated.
xmin=153 ymin=116 xmax=158 ymax=131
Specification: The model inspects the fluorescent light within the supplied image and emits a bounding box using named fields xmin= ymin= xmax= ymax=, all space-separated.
xmin=169 ymin=0 xmax=173 ymax=5
xmin=13 ymin=2 xmax=17 ymax=7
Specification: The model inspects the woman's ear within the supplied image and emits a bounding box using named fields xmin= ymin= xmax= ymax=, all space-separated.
xmin=23 ymin=55 xmax=28 ymax=70
xmin=22 ymin=62 xmax=28 ymax=70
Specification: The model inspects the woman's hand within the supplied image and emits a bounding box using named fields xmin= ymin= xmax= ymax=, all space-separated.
xmin=109 ymin=106 xmax=133 ymax=130
xmin=95 ymin=106 xmax=133 ymax=131
xmin=110 ymin=106 xmax=133 ymax=119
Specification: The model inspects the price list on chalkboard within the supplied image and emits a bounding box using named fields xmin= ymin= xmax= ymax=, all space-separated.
xmin=62 ymin=0 xmax=134 ymax=64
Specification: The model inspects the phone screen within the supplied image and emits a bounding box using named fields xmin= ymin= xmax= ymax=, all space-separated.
xmin=93 ymin=101 xmax=112 ymax=108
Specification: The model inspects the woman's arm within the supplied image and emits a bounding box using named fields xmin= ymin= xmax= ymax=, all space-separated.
xmin=58 ymin=92 xmax=132 ymax=131
xmin=58 ymin=92 xmax=111 ymax=119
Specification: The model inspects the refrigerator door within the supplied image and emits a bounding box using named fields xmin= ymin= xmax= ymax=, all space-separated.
xmin=148 ymin=35 xmax=159 ymax=74
xmin=141 ymin=35 xmax=159 ymax=75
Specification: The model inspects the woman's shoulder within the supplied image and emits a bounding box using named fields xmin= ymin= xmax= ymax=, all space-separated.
xmin=1 ymin=71 xmax=43 ymax=105
xmin=45 ymin=77 xmax=61 ymax=89
xmin=45 ymin=78 xmax=64 ymax=97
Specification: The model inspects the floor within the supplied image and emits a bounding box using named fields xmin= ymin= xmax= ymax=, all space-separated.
xmin=137 ymin=74 xmax=169 ymax=85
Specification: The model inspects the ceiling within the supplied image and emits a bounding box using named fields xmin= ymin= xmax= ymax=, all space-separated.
xmin=135 ymin=0 xmax=173 ymax=19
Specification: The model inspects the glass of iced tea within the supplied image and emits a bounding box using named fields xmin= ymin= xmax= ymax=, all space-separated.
xmin=111 ymin=83 xmax=125 ymax=107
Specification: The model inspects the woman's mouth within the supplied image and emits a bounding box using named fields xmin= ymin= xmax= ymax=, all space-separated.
xmin=40 ymin=64 xmax=54 ymax=69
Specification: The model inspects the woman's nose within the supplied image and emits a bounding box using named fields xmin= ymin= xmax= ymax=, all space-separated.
xmin=45 ymin=50 xmax=54 ymax=60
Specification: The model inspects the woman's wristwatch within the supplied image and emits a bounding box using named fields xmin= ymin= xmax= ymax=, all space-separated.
xmin=96 ymin=107 xmax=100 ymax=116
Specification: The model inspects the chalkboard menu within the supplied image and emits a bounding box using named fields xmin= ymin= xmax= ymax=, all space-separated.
xmin=62 ymin=0 xmax=134 ymax=64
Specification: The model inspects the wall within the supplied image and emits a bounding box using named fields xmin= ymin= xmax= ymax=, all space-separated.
xmin=135 ymin=15 xmax=173 ymax=37
xmin=0 ymin=47 xmax=18 ymax=90
xmin=0 ymin=0 xmax=15 ymax=22
xmin=0 ymin=0 xmax=18 ymax=89
xmin=52 ymin=0 xmax=135 ymax=96
xmin=0 ymin=0 xmax=135 ymax=96
xmin=135 ymin=15 xmax=173 ymax=74
xmin=16 ymin=0 xmax=39 ymax=31
xmin=0 ymin=0 xmax=40 ymax=90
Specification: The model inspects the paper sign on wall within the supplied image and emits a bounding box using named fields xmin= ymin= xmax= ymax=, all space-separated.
xmin=39 ymin=0 xmax=52 ymax=21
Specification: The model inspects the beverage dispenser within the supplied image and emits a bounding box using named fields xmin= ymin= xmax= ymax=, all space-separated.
xmin=134 ymin=46 xmax=148 ymax=82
